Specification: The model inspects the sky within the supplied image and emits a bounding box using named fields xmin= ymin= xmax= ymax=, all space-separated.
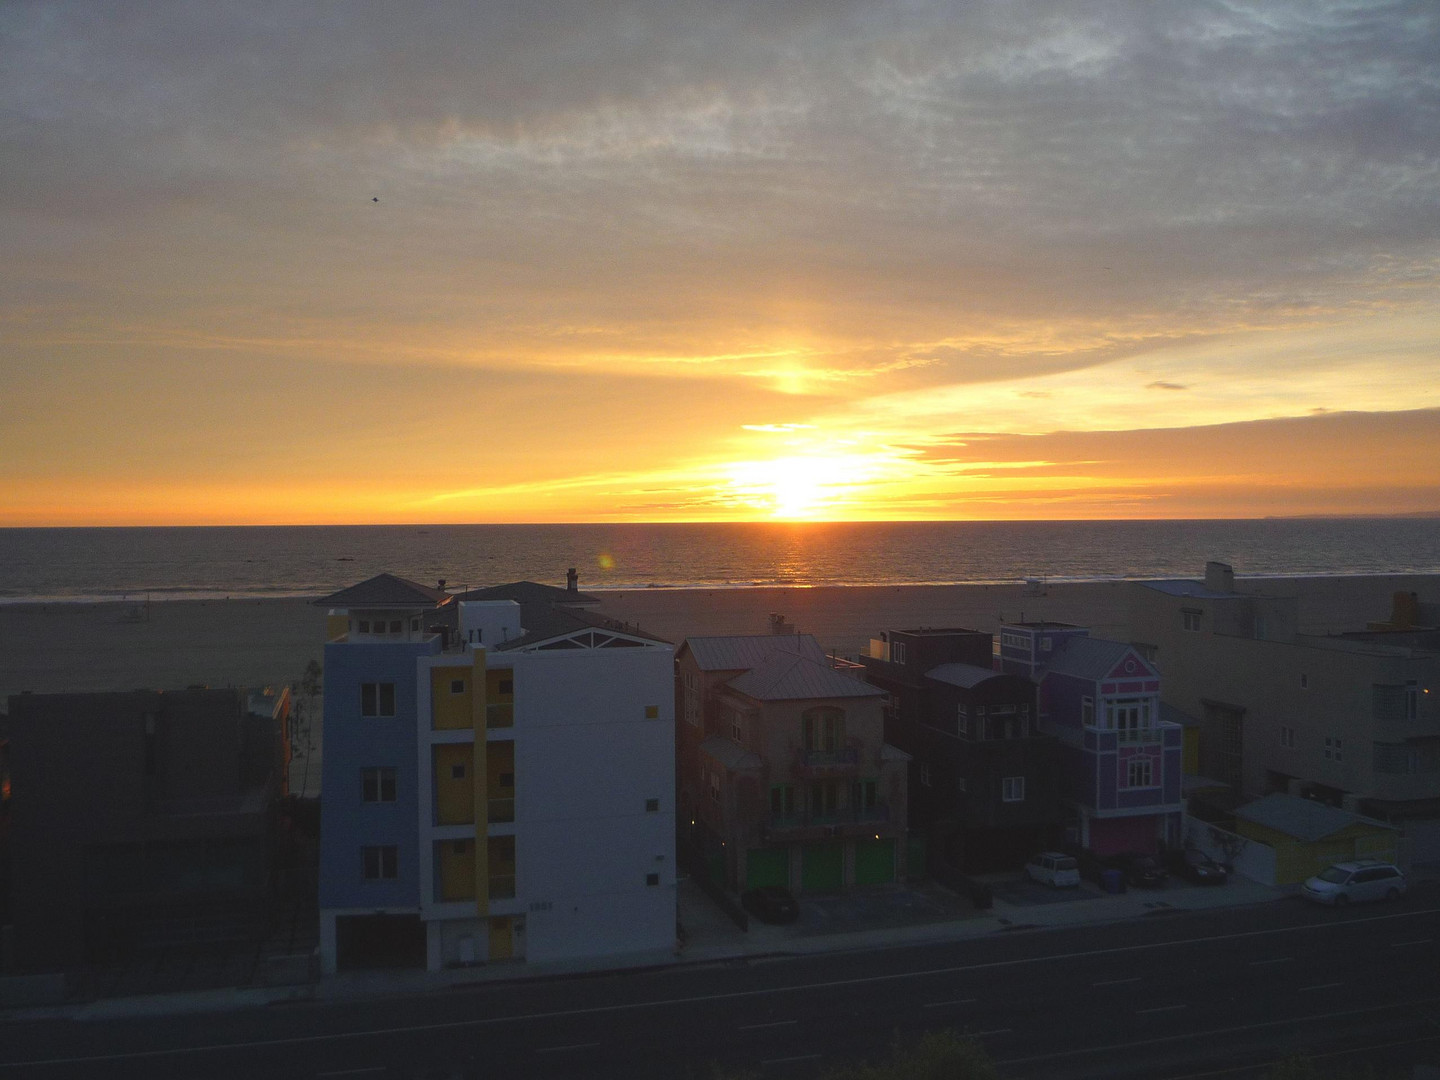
xmin=3 ymin=1 xmax=1439 ymax=525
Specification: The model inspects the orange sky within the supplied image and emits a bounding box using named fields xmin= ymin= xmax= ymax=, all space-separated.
xmin=3 ymin=3 xmax=1438 ymax=525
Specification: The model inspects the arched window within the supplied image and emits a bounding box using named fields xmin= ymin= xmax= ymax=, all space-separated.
xmin=801 ymin=707 xmax=845 ymax=752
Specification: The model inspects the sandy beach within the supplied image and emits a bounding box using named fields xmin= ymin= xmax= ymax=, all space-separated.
xmin=2 ymin=573 xmax=1436 ymax=705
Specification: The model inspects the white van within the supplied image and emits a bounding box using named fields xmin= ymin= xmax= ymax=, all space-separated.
xmin=1026 ymin=851 xmax=1081 ymax=888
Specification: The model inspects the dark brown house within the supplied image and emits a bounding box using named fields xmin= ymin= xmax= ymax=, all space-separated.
xmin=2 ymin=686 xmax=289 ymax=971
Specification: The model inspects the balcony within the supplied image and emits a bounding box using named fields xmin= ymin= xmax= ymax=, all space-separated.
xmin=487 ymin=797 xmax=515 ymax=824
xmin=488 ymin=874 xmax=516 ymax=900
xmin=764 ymin=803 xmax=891 ymax=840
xmin=794 ymin=747 xmax=859 ymax=778
xmin=487 ymin=702 xmax=514 ymax=729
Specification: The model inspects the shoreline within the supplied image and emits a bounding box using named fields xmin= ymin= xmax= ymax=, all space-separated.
xmin=4 ymin=567 xmax=1440 ymax=608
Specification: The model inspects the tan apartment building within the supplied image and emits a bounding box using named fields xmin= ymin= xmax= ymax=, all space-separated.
xmin=1125 ymin=563 xmax=1440 ymax=861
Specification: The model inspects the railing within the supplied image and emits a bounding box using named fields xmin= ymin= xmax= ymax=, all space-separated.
xmin=487 ymin=703 xmax=514 ymax=729
xmin=488 ymin=874 xmax=516 ymax=899
xmin=767 ymin=804 xmax=890 ymax=830
xmin=799 ymin=747 xmax=858 ymax=768
xmin=487 ymin=797 xmax=515 ymax=824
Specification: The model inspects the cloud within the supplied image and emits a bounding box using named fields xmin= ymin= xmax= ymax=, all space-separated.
xmin=1146 ymin=381 xmax=1189 ymax=391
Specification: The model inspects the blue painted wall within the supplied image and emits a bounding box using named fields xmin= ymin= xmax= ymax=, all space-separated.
xmin=319 ymin=638 xmax=440 ymax=910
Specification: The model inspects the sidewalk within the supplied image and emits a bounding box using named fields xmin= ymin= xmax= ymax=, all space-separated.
xmin=3 ymin=872 xmax=1293 ymax=1023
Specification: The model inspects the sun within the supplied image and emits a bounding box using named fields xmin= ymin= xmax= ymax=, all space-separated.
xmin=768 ymin=457 xmax=831 ymax=518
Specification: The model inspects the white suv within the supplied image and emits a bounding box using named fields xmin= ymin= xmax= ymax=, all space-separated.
xmin=1301 ymin=861 xmax=1407 ymax=907
xmin=1026 ymin=852 xmax=1080 ymax=888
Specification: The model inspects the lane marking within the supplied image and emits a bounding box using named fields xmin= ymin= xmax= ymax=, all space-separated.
xmin=762 ymin=1054 xmax=821 ymax=1066
xmin=11 ymin=909 xmax=1440 ymax=1069
xmin=317 ymin=1070 xmax=386 ymax=1078
xmin=740 ymin=1021 xmax=798 ymax=1031
xmin=536 ymin=1042 xmax=601 ymax=1054
xmin=1392 ymin=938 xmax=1433 ymax=947
xmin=1136 ymin=1004 xmax=1188 ymax=1014
xmin=1092 ymin=977 xmax=1141 ymax=986
xmin=1299 ymin=982 xmax=1344 ymax=992
xmin=970 ymin=1028 xmax=1013 ymax=1037
xmin=995 ymin=998 xmax=1440 ymax=1068
xmin=1248 ymin=957 xmax=1292 ymax=966
xmin=923 ymin=998 xmax=978 ymax=1008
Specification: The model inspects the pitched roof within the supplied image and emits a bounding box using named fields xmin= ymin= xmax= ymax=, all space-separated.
xmin=727 ymin=652 xmax=885 ymax=702
xmin=926 ymin=662 xmax=1004 ymax=689
xmin=680 ymin=634 xmax=828 ymax=672
xmin=454 ymin=580 xmax=599 ymax=605
xmin=1039 ymin=636 xmax=1135 ymax=681
xmin=699 ymin=734 xmax=763 ymax=772
xmin=1235 ymin=793 xmax=1392 ymax=842
xmin=495 ymin=604 xmax=670 ymax=651
xmin=314 ymin=573 xmax=451 ymax=608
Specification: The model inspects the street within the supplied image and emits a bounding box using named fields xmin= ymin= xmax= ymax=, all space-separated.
xmin=3 ymin=887 xmax=1438 ymax=1079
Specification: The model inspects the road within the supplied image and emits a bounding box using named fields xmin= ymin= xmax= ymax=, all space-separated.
xmin=2 ymin=888 xmax=1438 ymax=1079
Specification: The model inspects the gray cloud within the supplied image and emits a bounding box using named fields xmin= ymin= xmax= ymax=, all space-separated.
xmin=3 ymin=0 xmax=1439 ymax=390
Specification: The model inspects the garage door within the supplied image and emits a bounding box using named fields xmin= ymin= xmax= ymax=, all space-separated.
xmin=746 ymin=847 xmax=789 ymax=890
xmin=854 ymin=838 xmax=895 ymax=885
xmin=801 ymin=843 xmax=844 ymax=892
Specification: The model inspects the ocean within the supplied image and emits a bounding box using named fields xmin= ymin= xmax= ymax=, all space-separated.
xmin=1 ymin=519 xmax=1437 ymax=603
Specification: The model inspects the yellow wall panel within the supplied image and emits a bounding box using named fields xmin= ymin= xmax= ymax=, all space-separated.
xmin=432 ymin=666 xmax=472 ymax=730
xmin=434 ymin=742 xmax=475 ymax=824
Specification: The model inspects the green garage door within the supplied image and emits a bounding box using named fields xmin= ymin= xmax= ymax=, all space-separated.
xmin=746 ymin=847 xmax=790 ymax=890
xmin=801 ymin=843 xmax=845 ymax=892
xmin=854 ymin=838 xmax=895 ymax=885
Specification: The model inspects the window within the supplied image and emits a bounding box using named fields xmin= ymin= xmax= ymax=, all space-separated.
xmin=498 ymin=772 xmax=514 ymax=787
xmin=709 ymin=771 xmax=720 ymax=804
xmin=731 ymin=713 xmax=744 ymax=744
xmin=1125 ymin=759 xmax=1154 ymax=788
xmin=956 ymin=777 xmax=967 ymax=792
xmin=770 ymin=784 xmax=795 ymax=817
xmin=892 ymin=641 xmax=907 ymax=664
xmin=810 ymin=780 xmax=840 ymax=816
xmin=360 ymin=682 xmax=396 ymax=717
xmin=357 ymin=620 xmax=370 ymax=634
xmin=919 ymin=763 xmax=931 ymax=787
xmin=1039 ymin=637 xmax=1052 ymax=652
xmin=801 ymin=707 xmax=845 ymax=752
xmin=1001 ymin=776 xmax=1025 ymax=802
xmin=956 ymin=705 xmax=969 ymax=738
xmin=361 ymin=845 xmax=398 ymax=881
xmin=1325 ymin=737 xmax=1343 ymax=762
xmin=1280 ymin=726 xmax=1295 ymax=748
xmin=450 ymin=679 xmax=465 ymax=694
xmin=645 ymin=798 xmax=660 ymax=812
xmin=1081 ymin=697 xmax=1095 ymax=726
xmin=852 ymin=778 xmax=878 ymax=811
xmin=411 ymin=618 xmax=420 ymax=632
xmin=1182 ymin=609 xmax=1202 ymax=632
xmin=498 ymin=679 xmax=513 ymax=695
xmin=388 ymin=620 xmax=402 ymax=633
xmin=361 ymin=767 xmax=397 ymax=803
xmin=1001 ymin=631 xmax=1027 ymax=650
xmin=645 ymin=704 xmax=660 ymax=720
xmin=1300 ymin=674 xmax=1309 ymax=690
xmin=451 ymin=762 xmax=466 ymax=780
xmin=1109 ymin=699 xmax=1151 ymax=741
xmin=646 ymin=873 xmax=660 ymax=886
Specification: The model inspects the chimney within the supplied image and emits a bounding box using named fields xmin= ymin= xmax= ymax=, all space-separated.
xmin=1203 ymin=561 xmax=1234 ymax=594
xmin=437 ymin=578 xmax=447 ymax=591
xmin=566 ymin=567 xmax=578 ymax=593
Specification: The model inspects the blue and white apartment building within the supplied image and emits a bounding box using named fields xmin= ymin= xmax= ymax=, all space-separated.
xmin=317 ymin=574 xmax=676 ymax=973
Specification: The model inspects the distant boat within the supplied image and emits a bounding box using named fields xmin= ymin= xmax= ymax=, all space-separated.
xmin=337 ymin=556 xmax=355 ymax=562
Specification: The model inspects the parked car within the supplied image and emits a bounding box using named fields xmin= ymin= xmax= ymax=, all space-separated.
xmin=741 ymin=885 xmax=800 ymax=924
xmin=1026 ymin=851 xmax=1081 ymax=888
xmin=1166 ymin=848 xmax=1229 ymax=885
xmin=1110 ymin=853 xmax=1168 ymax=888
xmin=1301 ymin=861 xmax=1407 ymax=907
